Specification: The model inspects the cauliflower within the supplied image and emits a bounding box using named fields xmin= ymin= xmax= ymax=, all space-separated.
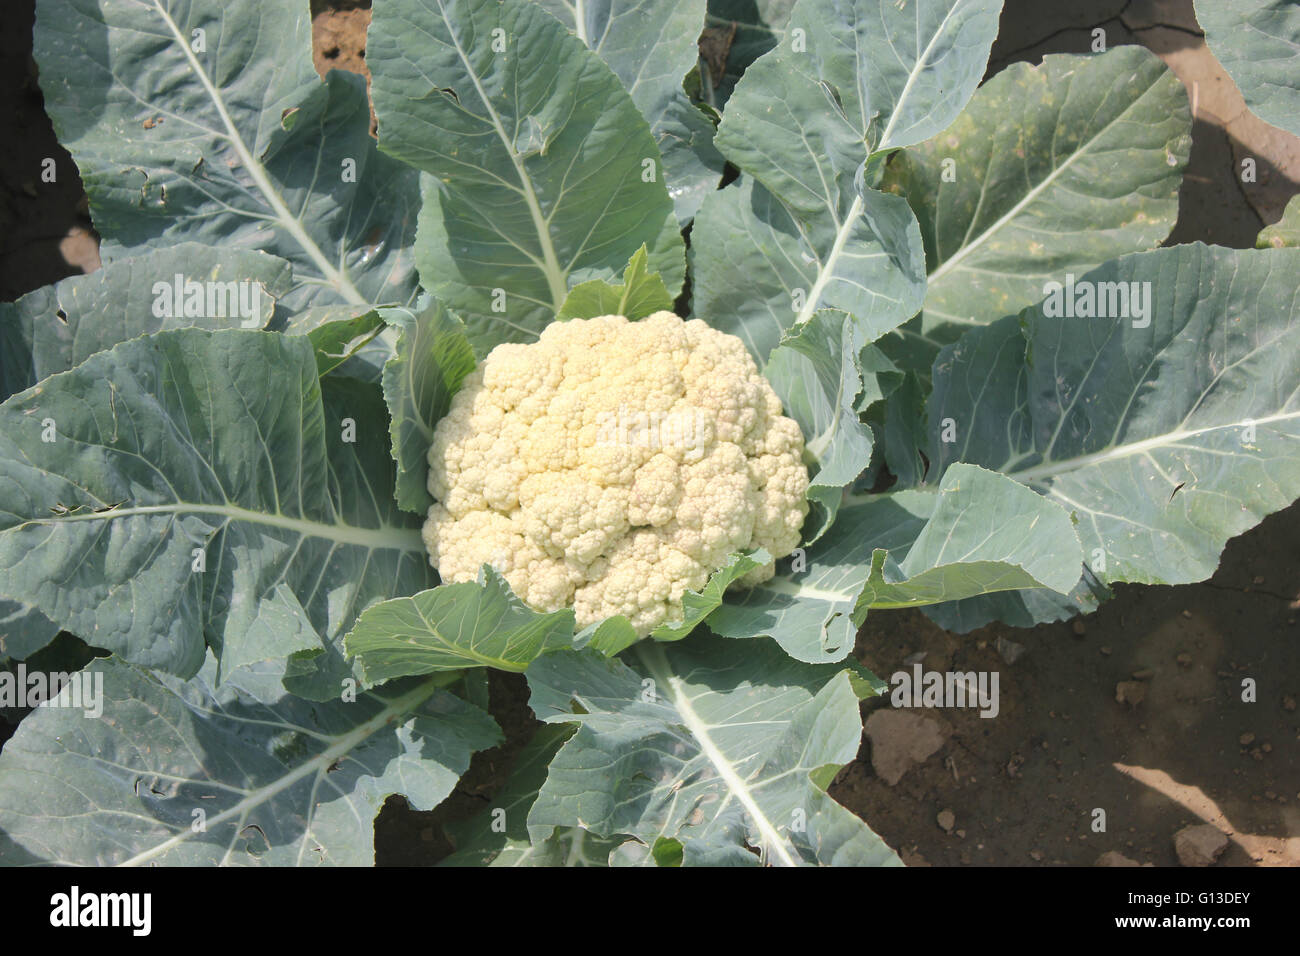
xmin=422 ymin=311 xmax=810 ymax=635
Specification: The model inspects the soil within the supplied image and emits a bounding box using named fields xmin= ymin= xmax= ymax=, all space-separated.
xmin=1 ymin=0 xmax=1296 ymax=867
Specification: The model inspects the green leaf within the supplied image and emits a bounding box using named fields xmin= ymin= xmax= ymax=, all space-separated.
xmin=650 ymin=548 xmax=769 ymax=641
xmin=708 ymin=463 xmax=1082 ymax=663
xmin=344 ymin=567 xmax=576 ymax=685
xmin=556 ymin=246 xmax=674 ymax=321
xmin=569 ymin=550 xmax=770 ymax=651
xmin=536 ymin=0 xmax=725 ymax=222
xmin=929 ymin=243 xmax=1300 ymax=588
xmin=881 ymin=371 xmax=929 ymax=488
xmin=0 ymin=330 xmax=434 ymax=677
xmin=377 ymin=298 xmax=477 ymax=513
xmin=525 ymin=637 xmax=899 ymax=866
xmin=765 ymin=309 xmax=882 ymax=539
xmin=0 ymin=244 xmax=291 ymax=400
xmin=706 ymin=509 xmax=889 ymax=664
xmin=1196 ymin=0 xmax=1300 ymax=137
xmin=569 ymin=551 xmax=776 ymax=654
xmin=573 ymin=615 xmax=641 ymax=657
xmin=0 ymin=655 xmax=500 ymax=865
xmin=1258 ymin=195 xmax=1300 ymax=248
xmin=369 ymin=0 xmax=685 ymax=351
xmin=692 ymin=176 xmax=926 ymax=365
xmin=851 ymin=465 xmax=1082 ymax=615
xmin=880 ymin=47 xmax=1191 ymax=373
xmin=33 ymin=1 xmax=418 ymax=310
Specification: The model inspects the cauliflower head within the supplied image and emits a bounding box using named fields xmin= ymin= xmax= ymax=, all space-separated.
xmin=422 ymin=311 xmax=810 ymax=635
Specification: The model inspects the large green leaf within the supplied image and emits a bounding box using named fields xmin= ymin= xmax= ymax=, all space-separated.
xmin=694 ymin=0 xmax=1000 ymax=364
xmin=880 ymin=47 xmax=1191 ymax=372
xmin=377 ymin=298 xmax=477 ymax=514
xmin=708 ymin=463 xmax=1082 ymax=662
xmin=344 ymin=567 xmax=576 ymax=685
xmin=0 ymin=330 xmax=433 ymax=678
xmin=1196 ymin=0 xmax=1300 ymax=136
xmin=715 ymin=0 xmax=1004 ymax=206
xmin=535 ymin=0 xmax=725 ymax=222
xmin=691 ymin=176 xmax=925 ymax=364
xmin=525 ymin=637 xmax=900 ymax=866
xmin=0 ymin=244 xmax=292 ymax=401
xmin=851 ymin=466 xmax=1082 ymax=614
xmin=33 ymin=0 xmax=418 ymax=310
xmin=0 ymin=246 xmax=312 ymax=665
xmin=0 ymin=655 xmax=499 ymax=865
xmin=928 ymin=244 xmax=1300 ymax=588
xmin=369 ymin=0 xmax=685 ymax=352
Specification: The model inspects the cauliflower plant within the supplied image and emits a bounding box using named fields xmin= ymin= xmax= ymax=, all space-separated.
xmin=422 ymin=311 xmax=810 ymax=635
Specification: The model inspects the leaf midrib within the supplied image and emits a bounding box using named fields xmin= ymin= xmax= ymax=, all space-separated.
xmin=436 ymin=0 xmax=570 ymax=309
xmin=1007 ymin=409 xmax=1300 ymax=483
xmin=636 ymin=642 xmax=801 ymax=867
xmin=14 ymin=502 xmax=425 ymax=553
xmin=793 ymin=192 xmax=865 ymax=327
xmin=875 ymin=0 xmax=967 ymax=150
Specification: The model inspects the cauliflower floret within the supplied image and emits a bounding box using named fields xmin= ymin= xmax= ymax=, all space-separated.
xmin=423 ymin=312 xmax=810 ymax=635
